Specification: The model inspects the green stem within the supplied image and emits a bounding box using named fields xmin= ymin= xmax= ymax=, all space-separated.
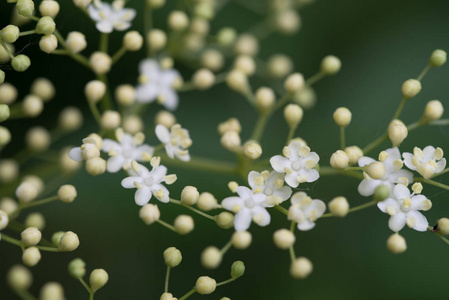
xmin=79 ymin=278 xmax=92 ymax=294
xmin=216 ymin=277 xmax=236 ymax=287
xmin=286 ymin=126 xmax=296 ymax=144
xmin=169 ymin=199 xmax=216 ymax=221
xmin=53 ymin=30 xmax=91 ymax=69
xmin=19 ymin=29 xmax=36 ymax=36
xmin=340 ymin=126 xmax=345 ymax=150
xmin=144 ymin=2 xmax=153 ymax=57
xmin=21 ymin=195 xmax=59 ymax=209
xmin=156 ymin=219 xmax=177 ymax=232
xmin=420 ymin=179 xmax=449 ymax=190
xmin=220 ymin=240 xmax=233 ymax=255
xmin=305 ymin=71 xmax=325 ymax=86
xmin=35 ymin=245 xmax=60 ymax=252
xmin=251 ymin=113 xmax=269 ymax=141
xmin=274 ymin=205 xmax=289 ymax=216
xmin=112 ymin=47 xmax=127 ymax=64
xmin=321 ymin=200 xmax=376 ymax=218
xmin=431 ymin=167 xmax=449 ymax=178
xmin=89 ymin=291 xmax=94 ymax=300
xmin=417 ymin=63 xmax=431 ymax=81
xmin=362 ymin=133 xmax=388 ymax=155
xmin=392 ymin=96 xmax=407 ymax=120
xmin=164 ymin=266 xmax=171 ymax=293
xmin=290 ymin=221 xmax=296 ymax=232
xmin=179 ymin=288 xmax=197 ymax=300
xmin=88 ymin=101 xmax=102 ymax=126
xmin=0 ymin=39 xmax=14 ymax=59
xmin=1 ymin=233 xmax=23 ymax=247
xmin=159 ymin=154 xmax=239 ymax=175
xmin=289 ymin=246 xmax=296 ymax=262
xmin=14 ymin=289 xmax=38 ymax=300
xmin=99 ymin=33 xmax=109 ymax=53
xmin=319 ymin=166 xmax=364 ymax=180
xmin=97 ymin=73 xmax=113 ymax=111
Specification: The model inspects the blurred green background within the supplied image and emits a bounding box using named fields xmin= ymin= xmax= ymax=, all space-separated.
xmin=1 ymin=0 xmax=449 ymax=299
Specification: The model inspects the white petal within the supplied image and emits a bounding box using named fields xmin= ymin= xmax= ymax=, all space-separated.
xmin=387 ymin=169 xmax=413 ymax=184
xmin=96 ymin=20 xmax=114 ymax=33
xmin=423 ymin=146 xmax=436 ymax=161
xmin=102 ymin=139 xmax=121 ymax=153
xmin=388 ymin=212 xmax=406 ymax=232
xmin=309 ymin=200 xmax=326 ymax=216
xmin=236 ymin=186 xmax=252 ymax=199
xmin=136 ymin=83 xmax=158 ymax=103
xmin=222 ymin=196 xmax=243 ymax=211
xmin=88 ymin=5 xmax=101 ymax=21
xmin=139 ymin=59 xmax=160 ymax=78
xmin=150 ymin=165 xmax=167 ymax=182
xmin=377 ymin=198 xmax=399 ymax=213
xmin=135 ymin=186 xmax=152 ymax=206
xmin=153 ymin=185 xmax=170 ymax=203
xmin=119 ymin=9 xmax=136 ymax=22
xmin=113 ymin=21 xmax=131 ymax=31
xmin=133 ymin=145 xmax=154 ymax=161
xmin=410 ymin=195 xmax=429 ymax=211
xmin=357 ymin=179 xmax=381 ymax=197
xmin=270 ymin=155 xmax=291 ymax=173
xmin=273 ymin=186 xmax=292 ymax=201
xmin=121 ymin=176 xmax=142 ymax=188
xmin=358 ymin=156 xmax=376 ymax=167
xmin=160 ymin=88 xmax=179 ymax=111
xmin=436 ymin=158 xmax=446 ymax=173
xmin=297 ymin=219 xmax=316 ymax=231
xmin=253 ymin=192 xmax=268 ymax=205
xmin=106 ymin=155 xmax=125 ymax=173
xmin=155 ymin=125 xmax=171 ymax=143
xmin=386 ymin=147 xmax=401 ymax=161
xmin=298 ymin=168 xmax=319 ymax=183
xmin=306 ymin=152 xmax=320 ymax=164
xmin=407 ymin=211 xmax=428 ymax=232
xmin=176 ymin=151 xmax=190 ymax=162
xmin=247 ymin=171 xmax=260 ymax=189
xmin=234 ymin=209 xmax=252 ymax=232
xmin=284 ymin=173 xmax=299 ymax=188
xmin=252 ymin=207 xmax=271 ymax=227
xmin=164 ymin=144 xmax=176 ymax=159
xmin=287 ymin=141 xmax=303 ymax=160
xmin=393 ymin=184 xmax=410 ymax=200
xmin=160 ymin=69 xmax=180 ymax=86
xmin=68 ymin=147 xmax=83 ymax=162
xmin=402 ymin=153 xmax=416 ymax=170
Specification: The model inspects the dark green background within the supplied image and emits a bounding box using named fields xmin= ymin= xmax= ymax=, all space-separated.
xmin=1 ymin=0 xmax=449 ymax=299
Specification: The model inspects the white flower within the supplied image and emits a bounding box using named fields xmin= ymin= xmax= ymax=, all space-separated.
xmin=69 ymin=137 xmax=100 ymax=161
xmin=222 ymin=186 xmax=272 ymax=232
xmin=101 ymin=131 xmax=154 ymax=173
xmin=0 ymin=210 xmax=8 ymax=241
xmin=88 ymin=0 xmax=136 ymax=33
xmin=121 ymin=159 xmax=174 ymax=206
xmin=377 ymin=184 xmax=431 ymax=232
xmin=403 ymin=146 xmax=446 ymax=179
xmin=135 ymin=59 xmax=181 ymax=111
xmin=155 ymin=124 xmax=191 ymax=161
xmin=270 ymin=141 xmax=320 ymax=188
xmin=358 ymin=147 xmax=413 ymax=197
xmin=288 ymin=192 xmax=326 ymax=231
xmin=248 ymin=170 xmax=292 ymax=204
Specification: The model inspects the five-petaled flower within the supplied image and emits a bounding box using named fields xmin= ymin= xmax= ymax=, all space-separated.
xmin=377 ymin=184 xmax=431 ymax=232
xmin=358 ymin=147 xmax=413 ymax=197
xmin=403 ymin=146 xmax=446 ymax=179
xmin=155 ymin=124 xmax=192 ymax=161
xmin=288 ymin=192 xmax=326 ymax=231
xmin=101 ymin=130 xmax=154 ymax=173
xmin=270 ymin=141 xmax=320 ymax=188
xmin=222 ymin=186 xmax=272 ymax=232
xmin=121 ymin=159 xmax=176 ymax=206
xmin=248 ymin=170 xmax=292 ymax=205
xmin=135 ymin=59 xmax=181 ymax=111
xmin=88 ymin=0 xmax=136 ymax=33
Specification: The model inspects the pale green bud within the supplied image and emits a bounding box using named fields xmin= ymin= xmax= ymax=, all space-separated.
xmin=217 ymin=27 xmax=237 ymax=47
xmin=374 ymin=184 xmax=390 ymax=202
xmin=230 ymin=261 xmax=245 ymax=278
xmin=16 ymin=0 xmax=35 ymax=17
xmin=0 ymin=70 xmax=5 ymax=84
xmin=0 ymin=104 xmax=10 ymax=122
xmin=215 ymin=212 xmax=234 ymax=229
xmin=1 ymin=25 xmax=20 ymax=43
xmin=11 ymin=54 xmax=31 ymax=72
xmin=51 ymin=231 xmax=65 ymax=246
xmin=35 ymin=16 xmax=55 ymax=35
xmin=163 ymin=247 xmax=182 ymax=268
xmin=68 ymin=258 xmax=86 ymax=278
xmin=89 ymin=269 xmax=109 ymax=292
xmin=429 ymin=49 xmax=447 ymax=67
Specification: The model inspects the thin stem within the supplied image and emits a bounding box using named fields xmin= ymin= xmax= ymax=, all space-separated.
xmin=274 ymin=205 xmax=289 ymax=216
xmin=54 ymin=30 xmax=91 ymax=69
xmin=392 ymin=96 xmax=407 ymax=120
xmin=434 ymin=232 xmax=449 ymax=246
xmin=273 ymin=94 xmax=291 ymax=112
xmin=0 ymin=39 xmax=14 ymax=59
xmin=431 ymin=167 xmax=449 ymax=178
xmin=159 ymin=154 xmax=239 ymax=175
xmin=169 ymin=199 xmax=216 ymax=221
xmin=14 ymin=289 xmax=38 ymax=300
xmin=251 ymin=113 xmax=269 ymax=142
xmin=286 ymin=126 xmax=296 ymax=145
xmin=89 ymin=291 xmax=94 ymax=300
xmin=362 ymin=133 xmax=388 ymax=155
xmin=421 ymin=179 xmax=449 ymax=190
xmin=417 ymin=63 xmax=431 ymax=81
xmin=216 ymin=277 xmax=236 ymax=287
xmin=79 ymin=278 xmax=92 ymax=294
xmin=112 ymin=47 xmax=127 ymax=64
xmin=290 ymin=221 xmax=296 ymax=233
xmin=179 ymin=288 xmax=196 ymax=300
xmin=340 ymin=126 xmax=346 ymax=150
xmin=305 ymin=71 xmax=325 ymax=86
xmin=1 ymin=233 xmax=23 ymax=247
xmin=164 ymin=266 xmax=171 ymax=293
xmin=289 ymin=246 xmax=296 ymax=262
xmin=144 ymin=2 xmax=153 ymax=57
xmin=35 ymin=245 xmax=60 ymax=252
xmin=220 ymin=240 xmax=233 ymax=255
xmin=21 ymin=195 xmax=59 ymax=208
xmin=19 ymin=29 xmax=36 ymax=36
xmin=156 ymin=219 xmax=177 ymax=232
xmin=99 ymin=33 xmax=109 ymax=53
xmin=319 ymin=166 xmax=364 ymax=180
xmin=88 ymin=101 xmax=102 ymax=125
xmin=321 ymin=200 xmax=376 ymax=218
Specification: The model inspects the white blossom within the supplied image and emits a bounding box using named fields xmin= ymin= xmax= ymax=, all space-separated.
xmin=377 ymin=184 xmax=431 ymax=232
xmin=101 ymin=131 xmax=153 ymax=173
xmin=155 ymin=124 xmax=191 ymax=161
xmin=358 ymin=147 xmax=413 ymax=197
xmin=88 ymin=0 xmax=136 ymax=33
xmin=288 ymin=192 xmax=326 ymax=231
xmin=121 ymin=160 xmax=174 ymax=206
xmin=248 ymin=170 xmax=292 ymax=205
xmin=69 ymin=137 xmax=100 ymax=162
xmin=222 ymin=186 xmax=272 ymax=232
xmin=403 ymin=146 xmax=446 ymax=179
xmin=270 ymin=141 xmax=320 ymax=188
xmin=135 ymin=59 xmax=181 ymax=111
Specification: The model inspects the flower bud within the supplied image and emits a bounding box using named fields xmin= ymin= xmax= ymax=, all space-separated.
xmin=39 ymin=0 xmax=60 ymax=18
xmin=422 ymin=100 xmax=444 ymax=123
xmin=436 ymin=218 xmax=449 ymax=235
xmin=267 ymin=54 xmax=293 ymax=79
xmin=0 ymin=209 xmax=9 ymax=230
xmin=274 ymin=9 xmax=301 ymax=34
xmin=388 ymin=119 xmax=408 ymax=147
xmin=101 ymin=110 xmax=121 ymax=130
xmin=17 ymin=0 xmax=35 ymax=17
xmin=21 ymin=227 xmax=42 ymax=246
xmin=0 ymin=159 xmax=19 ymax=183
xmin=273 ymin=229 xmax=296 ymax=249
xmin=221 ymin=131 xmax=241 ymax=152
xmin=160 ymin=293 xmax=175 ymax=300
xmin=215 ymin=27 xmax=236 ymax=47
xmin=284 ymin=104 xmax=303 ymax=128
xmin=51 ymin=231 xmax=64 ymax=246
xmin=231 ymin=231 xmax=252 ymax=249
xmin=344 ymin=146 xmax=363 ymax=165
xmin=284 ymin=73 xmax=304 ymax=93
xmin=197 ymin=192 xmax=217 ymax=211
xmin=321 ymin=55 xmax=341 ymax=75
xmin=89 ymin=52 xmax=112 ymax=75
xmin=26 ymin=126 xmax=50 ymax=152
xmin=90 ymin=269 xmax=109 ymax=292
xmin=181 ymin=186 xmax=199 ymax=205
xmin=22 ymin=247 xmax=41 ymax=267
xmin=226 ymin=70 xmax=248 ymax=93
xmin=234 ymin=55 xmax=255 ymax=76
xmin=192 ymin=68 xmax=215 ymax=90
xmin=290 ymin=257 xmax=313 ymax=279
xmin=201 ymin=49 xmax=224 ymax=71
xmin=330 ymin=150 xmax=349 ymax=169
xmin=85 ymin=80 xmax=106 ymax=103
xmin=73 ymin=0 xmax=92 ymax=8
xmin=16 ymin=182 xmax=38 ymax=203
xmin=0 ymin=70 xmax=4 ymax=85
xmin=25 ymin=212 xmax=45 ymax=230
xmin=35 ymin=16 xmax=55 ymax=35
xmin=333 ymin=107 xmax=351 ymax=127
xmin=85 ymin=157 xmax=106 ymax=176
xmin=328 ymin=196 xmax=349 ymax=217
xmin=215 ymin=212 xmax=234 ymax=229
xmin=0 ymin=104 xmax=10 ymax=122
xmin=40 ymin=282 xmax=64 ymax=300
xmin=0 ymin=126 xmax=11 ymax=147
xmin=1 ymin=25 xmax=20 ymax=43
xmin=243 ymin=141 xmax=262 ymax=160
xmin=163 ymin=247 xmax=182 ymax=268
xmin=195 ymin=276 xmax=216 ymax=295
xmin=146 ymin=29 xmax=167 ymax=52
xmin=147 ymin=0 xmax=165 ymax=9
xmin=39 ymin=34 xmax=58 ymax=54
xmin=7 ymin=265 xmax=32 ymax=290
xmin=58 ymin=231 xmax=79 ymax=251
xmin=11 ymin=54 xmax=31 ymax=72
xmin=31 ymin=78 xmax=55 ymax=102
xmin=365 ymin=161 xmax=385 ymax=180
xmin=201 ymin=246 xmax=222 ymax=269
xmin=138 ymin=204 xmax=160 ymax=225
xmin=168 ymin=11 xmax=189 ymax=31
xmin=401 ymin=79 xmax=421 ymax=99
xmin=387 ymin=233 xmax=407 ymax=254
xmin=230 ymin=261 xmax=245 ymax=278
xmin=429 ymin=49 xmax=446 ymax=67
xmin=218 ymin=118 xmax=241 ymax=135
xmin=255 ymin=87 xmax=275 ymax=112
xmin=174 ymin=215 xmax=194 ymax=235
xmin=0 ymin=83 xmax=17 ymax=104
xmin=123 ymin=31 xmax=143 ymax=51
xmin=66 ymin=32 xmax=87 ymax=54
xmin=234 ymin=34 xmax=258 ymax=56
xmin=22 ymin=95 xmax=43 ymax=117
xmin=68 ymin=258 xmax=86 ymax=279
xmin=59 ymin=107 xmax=83 ymax=131
xmin=57 ymin=185 xmax=77 ymax=203
xmin=115 ymin=84 xmax=135 ymax=106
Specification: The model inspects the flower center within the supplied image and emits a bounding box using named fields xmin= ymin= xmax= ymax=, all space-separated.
xmin=143 ymin=176 xmax=154 ymax=187
xmin=292 ymin=160 xmax=301 ymax=171
xmin=264 ymin=187 xmax=273 ymax=195
xmin=122 ymin=148 xmax=133 ymax=158
xmin=244 ymin=198 xmax=256 ymax=209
